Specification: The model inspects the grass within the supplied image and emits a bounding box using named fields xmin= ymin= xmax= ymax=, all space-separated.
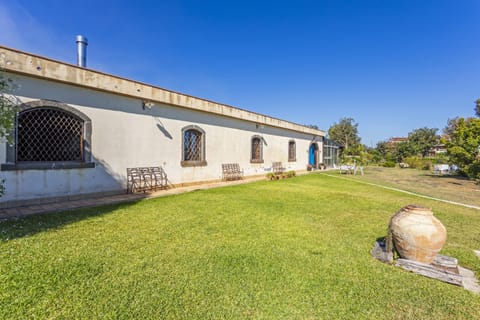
xmin=1 ymin=174 xmax=479 ymax=319
xmin=347 ymin=166 xmax=480 ymax=207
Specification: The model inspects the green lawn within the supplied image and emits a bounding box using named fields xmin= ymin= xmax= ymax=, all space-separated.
xmin=1 ymin=174 xmax=479 ymax=319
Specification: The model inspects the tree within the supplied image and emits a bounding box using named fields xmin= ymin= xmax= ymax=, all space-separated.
xmin=445 ymin=117 xmax=480 ymax=179
xmin=407 ymin=127 xmax=438 ymax=158
xmin=0 ymin=71 xmax=19 ymax=196
xmin=305 ymin=124 xmax=319 ymax=130
xmin=443 ymin=117 xmax=459 ymax=138
xmin=328 ymin=117 xmax=361 ymax=154
xmin=375 ymin=141 xmax=388 ymax=158
xmin=392 ymin=141 xmax=415 ymax=163
xmin=0 ymin=72 xmax=18 ymax=143
xmin=475 ymin=99 xmax=480 ymax=117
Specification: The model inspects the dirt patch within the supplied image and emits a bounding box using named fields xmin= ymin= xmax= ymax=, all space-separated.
xmin=349 ymin=167 xmax=480 ymax=208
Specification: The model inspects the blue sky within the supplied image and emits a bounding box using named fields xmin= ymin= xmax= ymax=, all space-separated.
xmin=1 ymin=0 xmax=479 ymax=145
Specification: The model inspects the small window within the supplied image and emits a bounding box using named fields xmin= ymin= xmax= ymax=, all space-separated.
xmin=251 ymin=136 xmax=263 ymax=163
xmin=288 ymin=140 xmax=296 ymax=162
xmin=184 ymin=130 xmax=201 ymax=161
xmin=181 ymin=125 xmax=206 ymax=167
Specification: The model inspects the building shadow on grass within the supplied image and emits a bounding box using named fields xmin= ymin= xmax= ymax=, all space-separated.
xmin=420 ymin=173 xmax=469 ymax=180
xmin=0 ymin=199 xmax=144 ymax=242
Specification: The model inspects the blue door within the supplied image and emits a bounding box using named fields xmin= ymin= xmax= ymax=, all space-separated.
xmin=309 ymin=144 xmax=315 ymax=165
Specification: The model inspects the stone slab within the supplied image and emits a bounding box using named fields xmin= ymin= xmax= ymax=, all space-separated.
xmin=459 ymin=266 xmax=480 ymax=294
xmin=371 ymin=240 xmax=479 ymax=294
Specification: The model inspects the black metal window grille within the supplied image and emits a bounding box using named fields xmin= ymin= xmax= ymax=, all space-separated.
xmin=17 ymin=108 xmax=84 ymax=162
xmin=183 ymin=129 xmax=202 ymax=161
xmin=288 ymin=141 xmax=296 ymax=161
xmin=251 ymin=137 xmax=262 ymax=161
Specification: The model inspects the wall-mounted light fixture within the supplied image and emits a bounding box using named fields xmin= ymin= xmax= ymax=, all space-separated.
xmin=142 ymin=100 xmax=155 ymax=110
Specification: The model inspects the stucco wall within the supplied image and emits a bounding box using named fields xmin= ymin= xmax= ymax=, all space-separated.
xmin=0 ymin=74 xmax=323 ymax=203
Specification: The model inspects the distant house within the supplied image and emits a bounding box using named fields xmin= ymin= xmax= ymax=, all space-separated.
xmin=428 ymin=144 xmax=447 ymax=157
xmin=0 ymin=44 xmax=336 ymax=207
xmin=386 ymin=137 xmax=446 ymax=158
xmin=385 ymin=137 xmax=408 ymax=150
xmin=387 ymin=137 xmax=408 ymax=144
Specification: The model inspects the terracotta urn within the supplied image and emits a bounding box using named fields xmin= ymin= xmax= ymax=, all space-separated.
xmin=389 ymin=205 xmax=447 ymax=264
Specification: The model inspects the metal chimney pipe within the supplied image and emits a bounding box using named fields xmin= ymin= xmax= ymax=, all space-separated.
xmin=76 ymin=35 xmax=88 ymax=67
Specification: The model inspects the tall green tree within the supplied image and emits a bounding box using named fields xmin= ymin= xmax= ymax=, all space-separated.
xmin=375 ymin=141 xmax=388 ymax=159
xmin=407 ymin=127 xmax=438 ymax=158
xmin=328 ymin=117 xmax=361 ymax=154
xmin=443 ymin=117 xmax=459 ymax=138
xmin=392 ymin=141 xmax=415 ymax=162
xmin=445 ymin=117 xmax=480 ymax=179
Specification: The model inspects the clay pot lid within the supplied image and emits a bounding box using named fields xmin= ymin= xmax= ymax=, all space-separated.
xmin=402 ymin=204 xmax=433 ymax=214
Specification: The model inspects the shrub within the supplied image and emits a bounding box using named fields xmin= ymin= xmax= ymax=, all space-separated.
xmin=432 ymin=154 xmax=449 ymax=164
xmin=404 ymin=156 xmax=434 ymax=170
xmin=382 ymin=161 xmax=396 ymax=167
xmin=267 ymin=171 xmax=296 ymax=180
xmin=404 ymin=156 xmax=421 ymax=169
xmin=466 ymin=161 xmax=480 ymax=181
xmin=421 ymin=161 xmax=432 ymax=170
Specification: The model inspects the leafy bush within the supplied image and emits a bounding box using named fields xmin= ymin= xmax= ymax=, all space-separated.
xmin=421 ymin=161 xmax=432 ymax=170
xmin=267 ymin=171 xmax=296 ymax=180
xmin=466 ymin=161 xmax=480 ymax=181
xmin=382 ymin=161 xmax=396 ymax=167
xmin=404 ymin=156 xmax=421 ymax=169
xmin=432 ymin=154 xmax=449 ymax=164
xmin=286 ymin=171 xmax=296 ymax=178
xmin=404 ymin=156 xmax=433 ymax=170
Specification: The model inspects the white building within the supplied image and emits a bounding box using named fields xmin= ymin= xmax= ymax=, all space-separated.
xmin=0 ymin=45 xmax=326 ymax=207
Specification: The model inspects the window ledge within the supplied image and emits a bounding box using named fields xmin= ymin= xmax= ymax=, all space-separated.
xmin=250 ymin=159 xmax=264 ymax=164
xmin=181 ymin=160 xmax=207 ymax=167
xmin=1 ymin=162 xmax=96 ymax=171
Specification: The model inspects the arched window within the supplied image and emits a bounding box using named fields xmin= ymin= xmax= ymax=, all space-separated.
xmin=1 ymin=100 xmax=94 ymax=170
xmin=181 ymin=125 xmax=206 ymax=167
xmin=17 ymin=108 xmax=84 ymax=162
xmin=251 ymin=135 xmax=263 ymax=163
xmin=288 ymin=140 xmax=296 ymax=162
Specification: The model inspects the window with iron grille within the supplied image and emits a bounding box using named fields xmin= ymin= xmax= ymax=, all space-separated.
xmin=288 ymin=140 xmax=296 ymax=161
xmin=1 ymin=100 xmax=94 ymax=171
xmin=181 ymin=125 xmax=206 ymax=167
xmin=251 ymin=136 xmax=263 ymax=163
xmin=183 ymin=129 xmax=201 ymax=161
xmin=17 ymin=108 xmax=84 ymax=162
